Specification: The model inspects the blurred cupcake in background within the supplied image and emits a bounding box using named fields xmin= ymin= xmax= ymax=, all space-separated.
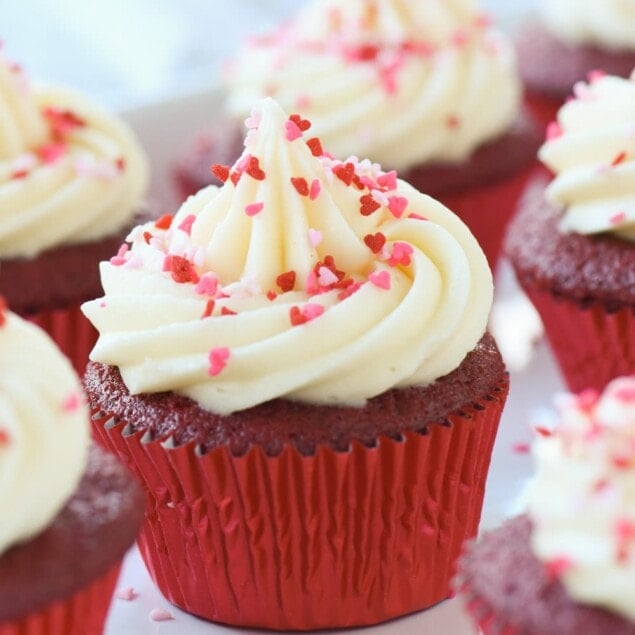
xmin=0 ymin=45 xmax=149 ymax=372
xmin=175 ymin=0 xmax=541 ymax=268
xmin=85 ymin=97 xmax=509 ymax=630
xmin=458 ymin=375 xmax=635 ymax=635
xmin=0 ymin=305 xmax=143 ymax=635
xmin=505 ymin=70 xmax=635 ymax=393
xmin=516 ymin=0 xmax=635 ymax=127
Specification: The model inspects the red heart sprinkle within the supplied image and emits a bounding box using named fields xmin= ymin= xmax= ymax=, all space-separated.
xmin=289 ymin=113 xmax=311 ymax=131
xmin=154 ymin=214 xmax=173 ymax=230
xmin=333 ymin=162 xmax=355 ymax=185
xmin=360 ymin=193 xmax=381 ymax=216
xmin=290 ymin=177 xmax=309 ymax=196
xmin=363 ymin=232 xmax=386 ymax=253
xmin=306 ymin=137 xmax=323 ymax=157
xmin=276 ymin=270 xmax=296 ymax=292
xmin=211 ymin=163 xmax=230 ymax=182
xmin=289 ymin=306 xmax=308 ymax=326
xmin=245 ymin=156 xmax=266 ymax=180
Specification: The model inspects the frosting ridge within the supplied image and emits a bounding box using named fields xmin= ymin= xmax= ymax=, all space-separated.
xmin=0 ymin=309 xmax=90 ymax=556
xmin=225 ymin=0 xmax=521 ymax=171
xmin=539 ymin=71 xmax=635 ymax=241
xmin=83 ymin=98 xmax=492 ymax=415
xmin=0 ymin=51 xmax=148 ymax=258
xmin=526 ymin=376 xmax=635 ymax=620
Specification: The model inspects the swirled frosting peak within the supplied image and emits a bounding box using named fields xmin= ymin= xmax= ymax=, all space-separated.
xmin=0 ymin=49 xmax=148 ymax=258
xmin=225 ymin=0 xmax=521 ymax=171
xmin=539 ymin=70 xmax=635 ymax=241
xmin=0 ymin=308 xmax=90 ymax=556
xmin=540 ymin=0 xmax=635 ymax=51
xmin=83 ymin=98 xmax=492 ymax=415
xmin=526 ymin=376 xmax=635 ymax=620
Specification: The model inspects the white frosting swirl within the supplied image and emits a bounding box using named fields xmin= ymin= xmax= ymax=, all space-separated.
xmin=83 ymin=98 xmax=492 ymax=415
xmin=540 ymin=0 xmax=635 ymax=51
xmin=526 ymin=376 xmax=635 ymax=620
xmin=0 ymin=53 xmax=148 ymax=259
xmin=0 ymin=311 xmax=90 ymax=556
xmin=225 ymin=0 xmax=521 ymax=172
xmin=539 ymin=71 xmax=635 ymax=241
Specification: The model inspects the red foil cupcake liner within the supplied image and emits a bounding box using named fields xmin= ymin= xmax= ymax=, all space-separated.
xmin=26 ymin=303 xmax=97 ymax=376
xmin=91 ymin=379 xmax=508 ymax=631
xmin=0 ymin=562 xmax=121 ymax=635
xmin=524 ymin=286 xmax=635 ymax=393
xmin=437 ymin=165 xmax=537 ymax=271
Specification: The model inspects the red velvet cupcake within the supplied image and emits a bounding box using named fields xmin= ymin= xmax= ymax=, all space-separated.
xmin=0 ymin=47 xmax=149 ymax=374
xmin=0 ymin=308 xmax=144 ymax=635
xmin=458 ymin=376 xmax=635 ymax=635
xmin=84 ymin=98 xmax=508 ymax=630
xmin=505 ymin=70 xmax=635 ymax=393
xmin=516 ymin=1 xmax=635 ymax=127
xmin=175 ymin=0 xmax=541 ymax=268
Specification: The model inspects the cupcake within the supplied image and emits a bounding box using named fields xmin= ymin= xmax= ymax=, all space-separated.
xmin=0 ymin=47 xmax=149 ymax=373
xmin=505 ymin=70 xmax=635 ymax=394
xmin=0 ymin=306 xmax=144 ymax=635
xmin=516 ymin=0 xmax=635 ymax=127
xmin=459 ymin=375 xmax=635 ymax=635
xmin=175 ymin=0 xmax=541 ymax=268
xmin=83 ymin=97 xmax=509 ymax=630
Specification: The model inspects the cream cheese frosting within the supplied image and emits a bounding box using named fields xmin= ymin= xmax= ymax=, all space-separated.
xmin=0 ymin=309 xmax=90 ymax=556
xmin=224 ymin=0 xmax=521 ymax=172
xmin=83 ymin=98 xmax=492 ymax=415
xmin=526 ymin=376 xmax=635 ymax=621
xmin=539 ymin=70 xmax=635 ymax=241
xmin=0 ymin=51 xmax=148 ymax=259
xmin=540 ymin=0 xmax=635 ymax=51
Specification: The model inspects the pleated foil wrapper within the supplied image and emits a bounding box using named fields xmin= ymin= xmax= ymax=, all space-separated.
xmin=90 ymin=376 xmax=508 ymax=631
xmin=524 ymin=286 xmax=635 ymax=393
xmin=0 ymin=563 xmax=121 ymax=635
xmin=26 ymin=303 xmax=97 ymax=376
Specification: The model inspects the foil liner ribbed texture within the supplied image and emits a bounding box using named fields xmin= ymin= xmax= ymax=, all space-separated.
xmin=0 ymin=563 xmax=121 ymax=635
xmin=436 ymin=164 xmax=537 ymax=270
xmin=91 ymin=378 xmax=508 ymax=630
xmin=26 ymin=303 xmax=97 ymax=376
xmin=524 ymin=286 xmax=635 ymax=393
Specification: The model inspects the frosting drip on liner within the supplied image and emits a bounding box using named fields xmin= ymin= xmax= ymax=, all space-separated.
xmin=0 ymin=311 xmax=90 ymax=556
xmin=539 ymin=71 xmax=635 ymax=242
xmin=0 ymin=53 xmax=148 ymax=258
xmin=540 ymin=0 xmax=635 ymax=51
xmin=83 ymin=98 xmax=492 ymax=415
xmin=225 ymin=0 xmax=520 ymax=172
xmin=526 ymin=376 xmax=635 ymax=621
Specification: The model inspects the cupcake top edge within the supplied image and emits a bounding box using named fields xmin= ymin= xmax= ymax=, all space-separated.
xmin=83 ymin=97 xmax=493 ymax=416
xmin=224 ymin=0 xmax=521 ymax=172
xmin=0 ymin=304 xmax=90 ymax=557
xmin=539 ymin=0 xmax=635 ymax=52
xmin=525 ymin=375 xmax=635 ymax=621
xmin=538 ymin=69 xmax=635 ymax=241
xmin=0 ymin=46 xmax=149 ymax=259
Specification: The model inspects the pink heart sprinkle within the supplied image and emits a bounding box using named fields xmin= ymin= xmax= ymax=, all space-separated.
xmin=149 ymin=608 xmax=174 ymax=622
xmin=388 ymin=195 xmax=408 ymax=218
xmin=376 ymin=170 xmax=397 ymax=190
xmin=285 ymin=120 xmax=303 ymax=141
xmin=195 ymin=273 xmax=219 ymax=296
xmin=308 ymin=228 xmax=323 ymax=247
xmin=309 ymin=179 xmax=321 ymax=200
xmin=245 ymin=111 xmax=262 ymax=129
xmin=303 ymin=303 xmax=324 ymax=321
xmin=178 ymin=214 xmax=196 ymax=235
xmin=245 ymin=202 xmax=264 ymax=217
xmin=109 ymin=243 xmax=129 ymax=266
xmin=208 ymin=347 xmax=230 ymax=377
xmin=318 ymin=266 xmax=339 ymax=287
xmin=115 ymin=586 xmax=138 ymax=601
xmin=369 ymin=270 xmax=391 ymax=290
xmin=61 ymin=392 xmax=81 ymax=413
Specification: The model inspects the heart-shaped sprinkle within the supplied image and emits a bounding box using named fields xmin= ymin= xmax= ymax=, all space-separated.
xmin=245 ymin=202 xmax=264 ymax=216
xmin=178 ymin=214 xmax=196 ymax=234
xmin=360 ymin=193 xmax=381 ymax=216
xmin=211 ymin=163 xmax=230 ymax=182
xmin=276 ymin=270 xmax=296 ymax=292
xmin=306 ymin=137 xmax=323 ymax=157
xmin=245 ymin=155 xmax=265 ymax=180
xmin=285 ymin=120 xmax=303 ymax=141
xmin=369 ymin=270 xmax=391 ymax=290
xmin=333 ymin=162 xmax=355 ymax=185
xmin=289 ymin=113 xmax=311 ymax=131
xmin=363 ymin=232 xmax=386 ymax=253
xmin=309 ymin=179 xmax=321 ymax=200
xmin=208 ymin=347 xmax=230 ymax=376
xmin=388 ymin=195 xmax=408 ymax=218
xmin=291 ymin=177 xmax=309 ymax=196
xmin=308 ymin=228 xmax=322 ymax=247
